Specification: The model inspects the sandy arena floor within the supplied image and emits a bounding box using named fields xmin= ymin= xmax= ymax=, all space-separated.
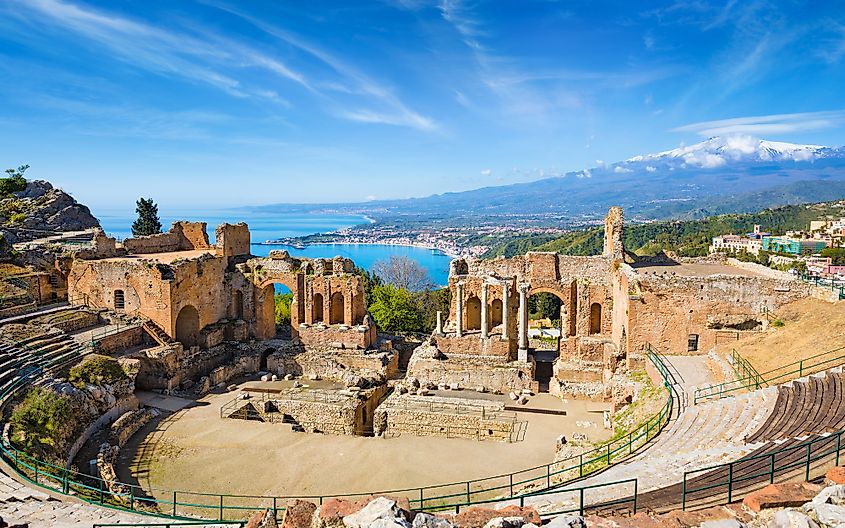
xmin=117 ymin=383 xmax=611 ymax=503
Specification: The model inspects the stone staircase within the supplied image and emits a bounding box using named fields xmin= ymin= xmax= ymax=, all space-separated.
xmin=143 ymin=320 xmax=174 ymax=347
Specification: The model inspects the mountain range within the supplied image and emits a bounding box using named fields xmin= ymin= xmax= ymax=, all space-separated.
xmin=263 ymin=136 xmax=845 ymax=224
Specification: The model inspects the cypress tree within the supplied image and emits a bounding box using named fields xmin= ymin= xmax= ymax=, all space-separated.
xmin=131 ymin=197 xmax=162 ymax=237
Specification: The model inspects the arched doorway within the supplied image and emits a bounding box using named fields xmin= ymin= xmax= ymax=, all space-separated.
xmin=466 ymin=295 xmax=481 ymax=330
xmin=491 ymin=298 xmax=503 ymax=327
xmin=590 ymin=303 xmax=602 ymax=335
xmin=312 ymin=293 xmax=324 ymax=323
xmin=330 ymin=292 xmax=344 ymax=325
xmin=175 ymin=305 xmax=200 ymax=348
xmin=527 ymin=290 xmax=565 ymax=392
xmin=233 ymin=290 xmax=244 ymax=320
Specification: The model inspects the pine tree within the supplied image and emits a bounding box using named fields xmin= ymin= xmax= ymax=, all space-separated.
xmin=131 ymin=197 xmax=162 ymax=237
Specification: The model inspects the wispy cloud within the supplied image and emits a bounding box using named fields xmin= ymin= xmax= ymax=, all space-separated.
xmin=673 ymin=110 xmax=845 ymax=136
xmin=205 ymin=2 xmax=437 ymax=132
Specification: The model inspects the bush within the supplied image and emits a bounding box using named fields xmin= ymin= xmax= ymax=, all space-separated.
xmin=368 ymin=284 xmax=423 ymax=333
xmin=771 ymin=319 xmax=785 ymax=328
xmin=0 ymin=174 xmax=27 ymax=198
xmin=274 ymin=292 xmax=292 ymax=326
xmin=68 ymin=354 xmax=127 ymax=387
xmin=10 ymin=387 xmax=73 ymax=459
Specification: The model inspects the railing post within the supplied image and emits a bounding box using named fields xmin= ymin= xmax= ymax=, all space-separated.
xmin=800 ymin=360 xmax=804 ymax=377
xmin=633 ymin=479 xmax=638 ymax=514
xmin=219 ymin=494 xmax=224 ymax=520
xmin=579 ymin=487 xmax=584 ymax=516
xmin=806 ymin=443 xmax=812 ymax=482
xmin=466 ymin=482 xmax=470 ymax=503
xmin=130 ymin=486 xmax=135 ymax=510
xmin=173 ymin=491 xmax=177 ymax=517
xmin=579 ymin=454 xmax=584 ymax=477
xmin=547 ymin=465 xmax=551 ymax=488
xmin=766 ymin=452 xmax=774 ymax=484
xmin=681 ymin=474 xmax=687 ymax=511
xmin=509 ymin=474 xmax=513 ymax=496
xmin=837 ymin=433 xmax=842 ymax=467
xmin=34 ymin=458 xmax=39 ymax=484
xmin=98 ymin=478 xmax=103 ymax=504
xmin=728 ymin=462 xmax=733 ymax=503
xmin=607 ymin=443 xmax=611 ymax=466
xmin=419 ymin=488 xmax=423 ymax=509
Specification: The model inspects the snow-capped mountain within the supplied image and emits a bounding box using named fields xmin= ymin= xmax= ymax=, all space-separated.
xmin=626 ymin=136 xmax=831 ymax=168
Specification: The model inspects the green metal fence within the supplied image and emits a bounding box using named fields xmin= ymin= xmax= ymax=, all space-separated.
xmin=800 ymin=273 xmax=845 ymax=300
xmin=693 ymin=344 xmax=845 ymax=404
xmin=682 ymin=429 xmax=845 ymax=510
xmin=0 ymin=349 xmax=673 ymax=522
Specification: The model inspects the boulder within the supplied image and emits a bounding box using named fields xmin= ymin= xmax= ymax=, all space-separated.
xmin=811 ymin=485 xmax=845 ymax=506
xmin=342 ymin=497 xmax=411 ymax=527
xmin=412 ymin=513 xmax=454 ymax=528
xmin=483 ymin=518 xmax=526 ymax=528
xmin=245 ymin=509 xmax=278 ymax=528
xmin=826 ymin=467 xmax=845 ymax=486
xmin=317 ymin=496 xmax=411 ymax=528
xmin=803 ymin=502 xmax=845 ymax=527
xmin=743 ymin=483 xmax=824 ymax=512
xmin=453 ymin=505 xmax=540 ymax=528
xmin=281 ymin=499 xmax=316 ymax=528
xmin=545 ymin=514 xmax=587 ymax=528
xmin=771 ymin=509 xmax=818 ymax=528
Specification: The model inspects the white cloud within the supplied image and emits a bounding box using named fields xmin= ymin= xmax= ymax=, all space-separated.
xmin=480 ymin=168 xmax=492 ymax=176
xmin=614 ymin=166 xmax=633 ymax=173
xmin=674 ymin=110 xmax=845 ymax=137
xmin=645 ymin=165 xmax=657 ymax=172
xmin=683 ymin=152 xmax=726 ymax=168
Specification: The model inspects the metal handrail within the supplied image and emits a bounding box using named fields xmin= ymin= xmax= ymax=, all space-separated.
xmin=694 ymin=344 xmax=845 ymax=404
xmin=0 ymin=349 xmax=674 ymax=521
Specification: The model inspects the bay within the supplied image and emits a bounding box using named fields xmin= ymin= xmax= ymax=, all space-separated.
xmin=95 ymin=209 xmax=452 ymax=287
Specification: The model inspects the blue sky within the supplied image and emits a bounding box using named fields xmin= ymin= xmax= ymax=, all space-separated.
xmin=1 ymin=0 xmax=844 ymax=209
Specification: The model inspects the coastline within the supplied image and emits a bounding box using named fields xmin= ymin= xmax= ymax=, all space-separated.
xmin=255 ymin=239 xmax=462 ymax=259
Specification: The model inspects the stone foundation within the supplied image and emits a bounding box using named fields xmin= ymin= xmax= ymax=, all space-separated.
xmin=373 ymin=392 xmax=520 ymax=442
xmin=266 ymin=346 xmax=398 ymax=382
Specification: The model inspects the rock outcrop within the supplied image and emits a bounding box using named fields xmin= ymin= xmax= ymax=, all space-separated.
xmin=1 ymin=179 xmax=100 ymax=242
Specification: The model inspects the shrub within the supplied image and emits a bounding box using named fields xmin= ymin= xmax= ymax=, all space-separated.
xmin=8 ymin=213 xmax=25 ymax=224
xmin=68 ymin=354 xmax=127 ymax=387
xmin=771 ymin=319 xmax=785 ymax=328
xmin=274 ymin=292 xmax=292 ymax=326
xmin=10 ymin=387 xmax=73 ymax=459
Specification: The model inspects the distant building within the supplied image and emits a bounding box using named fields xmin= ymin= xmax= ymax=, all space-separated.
xmin=710 ymin=234 xmax=762 ymax=255
xmin=761 ymin=236 xmax=829 ymax=255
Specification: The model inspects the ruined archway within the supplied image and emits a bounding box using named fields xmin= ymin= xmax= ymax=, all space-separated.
xmin=312 ymin=293 xmax=324 ymax=323
xmin=466 ymin=295 xmax=481 ymax=330
xmin=527 ymin=289 xmax=566 ymax=392
xmin=491 ymin=298 xmax=503 ymax=327
xmin=175 ymin=305 xmax=200 ymax=348
xmin=330 ymin=292 xmax=344 ymax=325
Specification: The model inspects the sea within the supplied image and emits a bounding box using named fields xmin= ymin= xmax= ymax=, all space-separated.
xmin=95 ymin=209 xmax=452 ymax=288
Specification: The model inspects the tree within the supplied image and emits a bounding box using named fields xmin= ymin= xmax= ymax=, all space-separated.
xmin=415 ymin=287 xmax=451 ymax=333
xmin=10 ymin=387 xmax=73 ymax=459
xmin=821 ymin=247 xmax=845 ymax=266
xmin=131 ymin=197 xmax=162 ymax=237
xmin=1 ymin=164 xmax=29 ymax=197
xmin=368 ymin=284 xmax=422 ymax=332
xmin=372 ymin=256 xmax=433 ymax=292
xmin=274 ymin=292 xmax=292 ymax=326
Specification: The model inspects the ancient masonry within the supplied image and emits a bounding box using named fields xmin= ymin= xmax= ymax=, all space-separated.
xmin=16 ymin=207 xmax=806 ymax=438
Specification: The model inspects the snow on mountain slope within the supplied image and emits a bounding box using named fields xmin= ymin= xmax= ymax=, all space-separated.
xmin=626 ymin=136 xmax=828 ymax=168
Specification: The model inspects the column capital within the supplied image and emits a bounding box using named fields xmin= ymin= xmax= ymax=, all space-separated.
xmin=518 ymin=282 xmax=530 ymax=295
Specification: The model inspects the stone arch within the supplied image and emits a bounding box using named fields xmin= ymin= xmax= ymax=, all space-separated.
xmin=330 ymin=292 xmax=344 ymax=325
xmin=466 ymin=295 xmax=481 ymax=330
xmin=312 ymin=293 xmax=324 ymax=323
xmin=176 ymin=305 xmax=200 ymax=348
xmin=590 ymin=302 xmax=602 ymax=335
xmin=491 ymin=298 xmax=503 ymax=327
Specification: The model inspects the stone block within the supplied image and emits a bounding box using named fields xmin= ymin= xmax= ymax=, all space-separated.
xmin=743 ymin=483 xmax=823 ymax=512
xmin=452 ymin=506 xmax=540 ymax=528
xmin=826 ymin=467 xmax=845 ymax=485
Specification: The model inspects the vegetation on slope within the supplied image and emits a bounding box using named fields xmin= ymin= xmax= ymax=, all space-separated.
xmin=483 ymin=201 xmax=845 ymax=259
xmin=68 ymin=354 xmax=127 ymax=388
xmin=10 ymin=387 xmax=73 ymax=461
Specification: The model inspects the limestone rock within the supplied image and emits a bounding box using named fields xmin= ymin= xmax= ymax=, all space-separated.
xmin=245 ymin=509 xmax=278 ymax=528
xmin=827 ymin=468 xmax=845 ymax=486
xmin=341 ymin=497 xmax=410 ymax=528
xmin=545 ymin=514 xmax=587 ymax=528
xmin=770 ymin=509 xmax=818 ymax=528
xmin=812 ymin=485 xmax=845 ymax=506
xmin=803 ymin=502 xmax=845 ymax=527
xmin=483 ymin=517 xmax=526 ymax=528
xmin=452 ymin=505 xmax=540 ymax=528
xmin=412 ymin=513 xmax=454 ymax=528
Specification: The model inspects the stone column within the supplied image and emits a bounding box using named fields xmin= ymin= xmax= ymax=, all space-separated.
xmin=480 ymin=282 xmax=489 ymax=339
xmin=435 ymin=311 xmax=443 ymax=336
xmin=502 ymin=281 xmax=510 ymax=340
xmin=455 ymin=281 xmax=464 ymax=338
xmin=517 ymin=283 xmax=529 ymax=362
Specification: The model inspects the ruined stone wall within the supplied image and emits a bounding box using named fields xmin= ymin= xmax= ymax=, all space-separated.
xmin=433 ymin=334 xmax=513 ymax=358
xmin=267 ymin=391 xmax=361 ymax=435
xmin=374 ymin=393 xmax=517 ymax=442
xmin=267 ymin=349 xmax=397 ymax=381
xmin=68 ymin=258 xmax=172 ymax=323
xmin=297 ymin=325 xmax=376 ymax=351
xmin=122 ymin=221 xmax=211 ymax=254
xmin=628 ymin=273 xmax=812 ymax=354
xmin=109 ymin=408 xmax=158 ymax=447
xmin=215 ymin=222 xmax=250 ymax=259
xmin=406 ymin=355 xmax=534 ymax=393
xmin=169 ymin=254 xmax=230 ymax=336
xmin=93 ymin=325 xmax=144 ymax=355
